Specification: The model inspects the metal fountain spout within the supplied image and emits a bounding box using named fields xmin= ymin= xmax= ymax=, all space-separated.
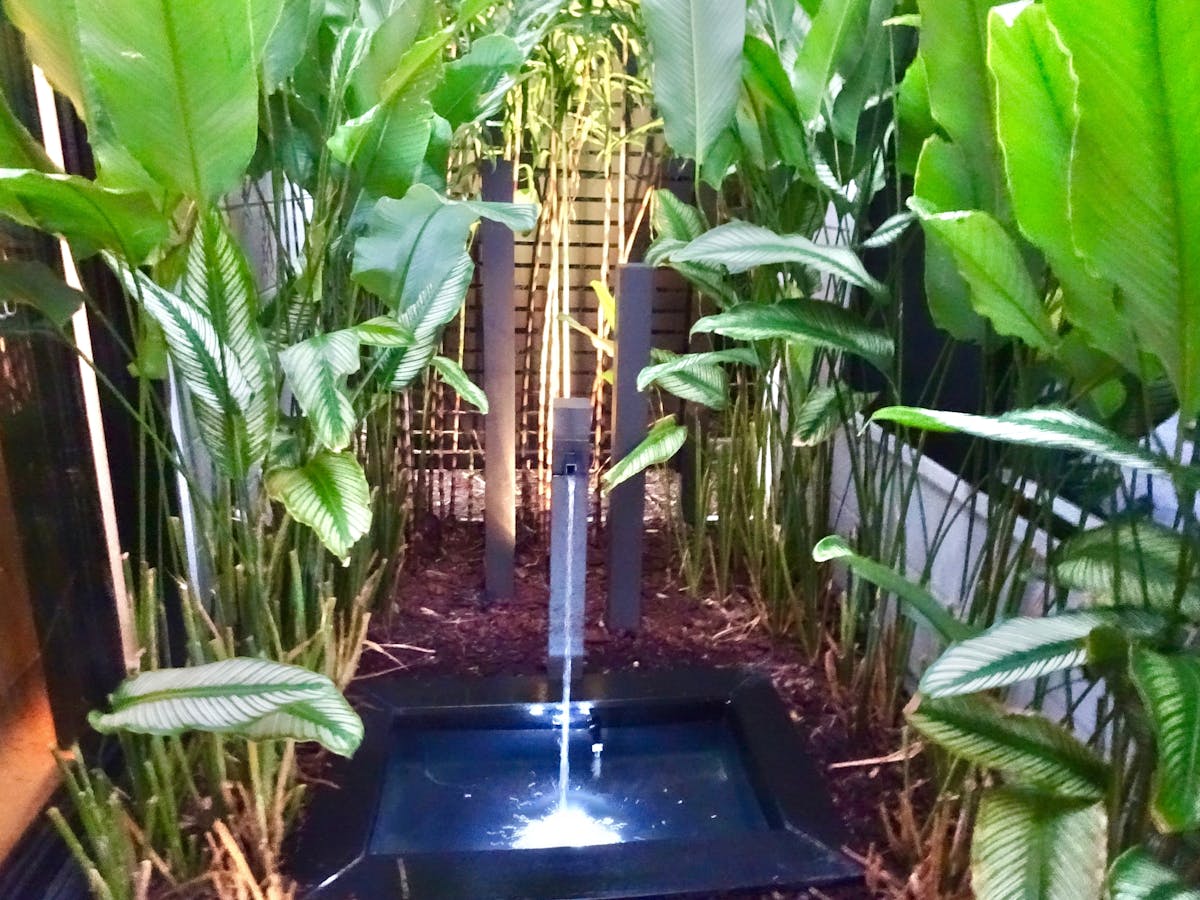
xmin=549 ymin=398 xmax=591 ymax=680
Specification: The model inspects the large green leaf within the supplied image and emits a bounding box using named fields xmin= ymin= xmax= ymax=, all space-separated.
xmin=651 ymin=189 xmax=705 ymax=243
xmin=812 ymin=535 xmax=976 ymax=643
xmin=0 ymin=169 xmax=166 ymax=262
xmin=911 ymin=206 xmax=1056 ymax=351
xmin=431 ymin=355 xmax=487 ymax=412
xmin=76 ymin=0 xmax=259 ymax=200
xmin=382 ymin=330 xmax=438 ymax=390
xmin=1108 ymin=849 xmax=1200 ymax=900
xmin=3 ymin=0 xmax=87 ymax=111
xmin=986 ymin=3 xmax=1134 ymax=371
xmin=792 ymin=0 xmax=869 ymax=122
xmin=669 ymin=221 xmax=886 ymax=298
xmin=262 ymin=0 xmax=322 ymax=88
xmin=692 ymin=299 xmax=894 ymax=373
xmin=266 ymin=450 xmax=371 ymax=562
xmin=870 ymin=406 xmax=1175 ymax=477
xmin=919 ymin=609 xmax=1166 ymax=698
xmin=329 ymin=92 xmax=434 ymax=200
xmin=640 ymin=0 xmax=744 ymax=165
xmin=972 ymin=788 xmax=1106 ymax=900
xmin=1129 ymin=647 xmax=1200 ymax=833
xmin=430 ymin=33 xmax=524 ymax=129
xmin=907 ymin=696 xmax=1109 ymax=799
xmin=742 ymin=35 xmax=808 ymax=170
xmin=602 ymin=415 xmax=687 ymax=492
xmin=0 ymin=260 xmax=85 ymax=327
xmin=0 ymin=89 xmax=54 ymax=171
xmin=279 ymin=332 xmax=360 ymax=452
xmin=637 ymin=348 xmax=757 ymax=411
xmin=88 ymin=658 xmax=363 ymax=757
xmin=1045 ymin=0 xmax=1200 ymax=416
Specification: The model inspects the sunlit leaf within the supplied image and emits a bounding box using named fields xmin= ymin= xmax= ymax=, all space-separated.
xmin=1107 ymin=849 xmax=1200 ymax=900
xmin=602 ymin=415 xmax=687 ymax=492
xmin=266 ymin=451 xmax=371 ymax=563
xmin=279 ymin=332 xmax=360 ymax=452
xmin=431 ymin=355 xmax=487 ymax=412
xmin=1129 ymin=647 xmax=1200 ymax=833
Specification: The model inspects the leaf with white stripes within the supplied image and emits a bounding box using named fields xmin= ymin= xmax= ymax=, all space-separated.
xmin=266 ymin=451 xmax=371 ymax=563
xmin=602 ymin=415 xmax=687 ymax=492
xmin=1108 ymin=849 xmax=1200 ymax=900
xmin=793 ymin=387 xmax=876 ymax=446
xmin=861 ymin=211 xmax=916 ymax=249
xmin=381 ymin=330 xmax=439 ymax=391
xmin=668 ymin=221 xmax=887 ymax=298
xmin=1129 ymin=647 xmax=1200 ymax=832
xmin=637 ymin=348 xmax=757 ymax=410
xmin=651 ymin=189 xmax=706 ymax=243
xmin=88 ymin=658 xmax=363 ymax=757
xmin=920 ymin=608 xmax=1167 ymax=698
xmin=279 ymin=331 xmax=360 ymax=452
xmin=972 ymin=787 xmax=1106 ymax=900
xmin=431 ymin=355 xmax=487 ymax=412
xmin=692 ymin=299 xmax=894 ymax=373
xmin=907 ymin=696 xmax=1109 ymax=799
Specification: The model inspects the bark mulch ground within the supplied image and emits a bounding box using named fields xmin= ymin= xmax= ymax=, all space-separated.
xmin=361 ymin=520 xmax=917 ymax=899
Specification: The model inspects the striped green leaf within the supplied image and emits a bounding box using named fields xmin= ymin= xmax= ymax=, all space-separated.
xmin=870 ymin=406 xmax=1175 ymax=477
xmin=279 ymin=332 xmax=360 ymax=453
xmin=431 ymin=355 xmax=487 ymax=412
xmin=1107 ymin=849 xmax=1200 ymax=900
xmin=602 ymin=415 xmax=687 ymax=492
xmin=792 ymin=387 xmax=876 ymax=446
xmin=812 ymin=535 xmax=975 ymax=643
xmin=972 ymin=788 xmax=1106 ymax=900
xmin=907 ymin=696 xmax=1109 ymax=800
xmin=637 ymin=348 xmax=757 ymax=410
xmin=1129 ymin=648 xmax=1200 ymax=833
xmin=861 ymin=211 xmax=916 ymax=249
xmin=692 ymin=299 xmax=894 ymax=373
xmin=669 ymin=221 xmax=887 ymax=298
xmin=920 ymin=609 xmax=1167 ymax=698
xmin=381 ymin=330 xmax=439 ymax=391
xmin=651 ymin=189 xmax=705 ymax=243
xmin=351 ymin=317 xmax=415 ymax=348
xmin=266 ymin=451 xmax=371 ymax=563
xmin=88 ymin=658 xmax=362 ymax=757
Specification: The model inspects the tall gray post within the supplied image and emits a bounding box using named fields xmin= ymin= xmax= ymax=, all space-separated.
xmin=481 ymin=160 xmax=516 ymax=603
xmin=549 ymin=398 xmax=591 ymax=679
xmin=607 ymin=264 xmax=654 ymax=632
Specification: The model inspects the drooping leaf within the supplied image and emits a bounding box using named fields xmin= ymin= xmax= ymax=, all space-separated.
xmin=640 ymin=0 xmax=744 ymax=166
xmin=590 ymin=279 xmax=616 ymax=324
xmin=1129 ymin=647 xmax=1200 ymax=833
xmin=972 ymin=788 xmax=1106 ymax=900
xmin=0 ymin=169 xmax=166 ymax=262
xmin=911 ymin=206 xmax=1056 ymax=351
xmin=651 ymin=189 xmax=705 ymax=243
xmin=792 ymin=387 xmax=875 ymax=446
xmin=637 ymin=348 xmax=757 ymax=411
xmin=431 ymin=355 xmax=487 ymax=412
xmin=382 ymin=331 xmax=438 ymax=390
xmin=262 ymin=0 xmax=322 ymax=88
xmin=692 ymin=299 xmax=894 ymax=373
xmin=430 ymin=33 xmax=524 ymax=129
xmin=88 ymin=658 xmax=363 ymax=757
xmin=669 ymin=220 xmax=887 ymax=298
xmin=792 ymin=0 xmax=870 ymax=122
xmin=742 ymin=35 xmax=808 ymax=169
xmin=907 ymin=695 xmax=1109 ymax=799
xmin=870 ymin=406 xmax=1175 ymax=477
xmin=602 ymin=415 xmax=687 ymax=492
xmin=76 ymin=0 xmax=260 ymax=201
xmin=1045 ymin=0 xmax=1200 ymax=416
xmin=328 ymin=93 xmax=434 ymax=200
xmin=279 ymin=332 xmax=360 ymax=453
xmin=0 ymin=260 xmax=85 ymax=327
xmin=895 ymin=53 xmax=935 ymax=176
xmin=812 ymin=535 xmax=976 ymax=643
xmin=919 ymin=609 xmax=1167 ymax=698
xmin=351 ymin=316 xmax=414 ymax=347
xmin=266 ymin=451 xmax=371 ymax=563
xmin=860 ymin=211 xmax=915 ymax=249
xmin=1107 ymin=849 xmax=1200 ymax=900
xmin=0 ymin=88 xmax=54 ymax=171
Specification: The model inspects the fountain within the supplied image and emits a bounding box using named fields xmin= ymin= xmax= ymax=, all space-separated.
xmin=289 ymin=398 xmax=860 ymax=898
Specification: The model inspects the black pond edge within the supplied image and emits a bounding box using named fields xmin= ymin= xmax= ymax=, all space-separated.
xmin=289 ymin=667 xmax=862 ymax=899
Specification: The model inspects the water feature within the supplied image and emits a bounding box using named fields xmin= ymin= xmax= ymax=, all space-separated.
xmin=557 ymin=469 xmax=576 ymax=812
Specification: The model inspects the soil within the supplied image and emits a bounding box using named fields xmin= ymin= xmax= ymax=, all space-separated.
xmin=361 ymin=520 xmax=915 ymax=900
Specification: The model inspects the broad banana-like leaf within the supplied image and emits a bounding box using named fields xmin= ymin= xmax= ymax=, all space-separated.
xmin=668 ymin=221 xmax=886 ymax=298
xmin=328 ymin=93 xmax=434 ymax=200
xmin=0 ymin=89 xmax=54 ymax=171
xmin=0 ymin=169 xmax=166 ymax=262
xmin=1045 ymin=0 xmax=1200 ymax=417
xmin=861 ymin=211 xmax=915 ymax=249
xmin=792 ymin=387 xmax=876 ymax=447
xmin=870 ymin=407 xmax=1175 ymax=478
xmin=986 ymin=3 xmax=1134 ymax=371
xmin=279 ymin=332 xmax=360 ymax=452
xmin=895 ymin=53 xmax=935 ymax=176
xmin=266 ymin=450 xmax=371 ymax=563
xmin=792 ymin=0 xmax=870 ymax=122
xmin=651 ymin=189 xmax=705 ymax=243
xmin=919 ymin=608 xmax=1166 ymax=698
xmin=88 ymin=657 xmax=362 ymax=757
xmin=812 ymin=535 xmax=975 ymax=643
xmin=602 ymin=415 xmax=687 ymax=492
xmin=262 ymin=0 xmax=322 ymax=88
xmin=640 ymin=0 xmax=743 ymax=166
xmin=692 ymin=300 xmax=894 ymax=373
xmin=1054 ymin=521 xmax=1200 ymax=619
xmin=431 ymin=33 xmax=524 ymax=129
xmin=76 ymin=0 xmax=259 ymax=201
xmin=431 ymin=355 xmax=487 ymax=412
xmin=3 ymin=0 xmax=87 ymax=111
xmin=1129 ymin=647 xmax=1200 ymax=833
xmin=637 ymin=348 xmax=757 ymax=411
xmin=972 ymin=787 xmax=1106 ymax=900
xmin=742 ymin=35 xmax=808 ymax=169
xmin=0 ymin=260 xmax=85 ymax=327
xmin=1107 ymin=849 xmax=1200 ymax=900
xmin=907 ymin=695 xmax=1109 ymax=799
xmin=910 ymin=206 xmax=1056 ymax=351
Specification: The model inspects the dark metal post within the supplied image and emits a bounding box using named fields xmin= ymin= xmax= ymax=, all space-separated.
xmin=549 ymin=398 xmax=591 ymax=678
xmin=607 ymin=264 xmax=654 ymax=632
xmin=481 ymin=160 xmax=516 ymax=603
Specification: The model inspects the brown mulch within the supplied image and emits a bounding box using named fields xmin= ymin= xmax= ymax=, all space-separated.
xmin=362 ymin=520 xmax=916 ymax=899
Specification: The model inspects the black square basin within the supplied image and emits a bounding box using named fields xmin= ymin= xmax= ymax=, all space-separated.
xmin=290 ymin=668 xmax=860 ymax=899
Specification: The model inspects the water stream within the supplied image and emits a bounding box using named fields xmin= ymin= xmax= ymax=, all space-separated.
xmin=557 ymin=472 xmax=576 ymax=811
